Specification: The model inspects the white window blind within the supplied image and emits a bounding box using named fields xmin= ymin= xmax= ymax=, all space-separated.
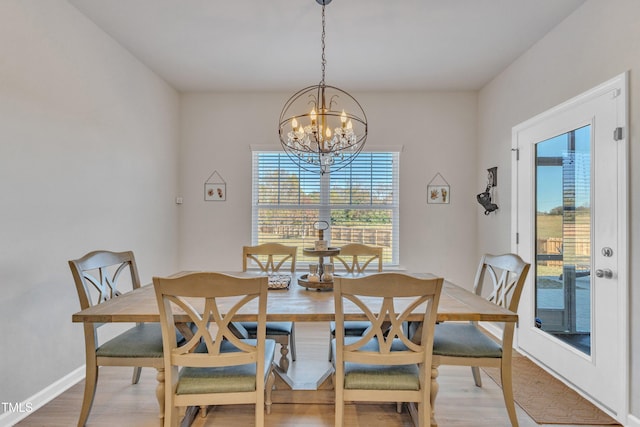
xmin=251 ymin=150 xmax=399 ymax=265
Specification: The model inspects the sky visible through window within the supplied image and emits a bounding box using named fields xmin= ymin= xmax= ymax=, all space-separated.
xmin=536 ymin=125 xmax=591 ymax=213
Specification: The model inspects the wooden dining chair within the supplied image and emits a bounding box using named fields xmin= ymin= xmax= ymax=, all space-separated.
xmin=332 ymin=273 xmax=443 ymax=427
xmin=331 ymin=243 xmax=383 ymax=274
xmin=328 ymin=243 xmax=384 ymax=360
xmin=69 ymin=250 xmax=165 ymax=427
xmin=153 ymin=272 xmax=277 ymax=427
xmin=431 ymin=253 xmax=530 ymax=427
xmin=239 ymin=243 xmax=297 ymax=372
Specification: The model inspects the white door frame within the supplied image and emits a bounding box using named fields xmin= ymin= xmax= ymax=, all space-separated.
xmin=511 ymin=71 xmax=629 ymax=421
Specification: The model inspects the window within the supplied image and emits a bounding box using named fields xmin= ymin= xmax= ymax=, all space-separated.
xmin=252 ymin=150 xmax=399 ymax=265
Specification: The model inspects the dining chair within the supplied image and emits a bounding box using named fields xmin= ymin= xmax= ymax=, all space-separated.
xmin=332 ymin=273 xmax=443 ymax=427
xmin=239 ymin=243 xmax=297 ymax=372
xmin=331 ymin=243 xmax=383 ymax=274
xmin=153 ymin=272 xmax=277 ymax=427
xmin=431 ymin=253 xmax=530 ymax=427
xmin=69 ymin=250 xmax=165 ymax=427
xmin=328 ymin=243 xmax=384 ymax=360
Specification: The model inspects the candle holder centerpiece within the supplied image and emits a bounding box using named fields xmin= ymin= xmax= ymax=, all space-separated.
xmin=298 ymin=221 xmax=339 ymax=290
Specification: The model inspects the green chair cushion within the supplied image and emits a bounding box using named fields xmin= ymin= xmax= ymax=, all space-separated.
xmin=176 ymin=339 xmax=276 ymax=395
xmin=332 ymin=337 xmax=420 ymax=391
xmin=344 ymin=362 xmax=420 ymax=390
xmin=433 ymin=323 xmax=502 ymax=358
xmin=241 ymin=321 xmax=293 ymax=336
xmin=96 ymin=323 xmax=164 ymax=358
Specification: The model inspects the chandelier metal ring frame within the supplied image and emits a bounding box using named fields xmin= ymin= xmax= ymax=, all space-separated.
xmin=278 ymin=0 xmax=368 ymax=175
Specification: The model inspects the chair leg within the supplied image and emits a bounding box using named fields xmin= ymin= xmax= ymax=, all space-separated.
xmin=471 ymin=366 xmax=482 ymax=387
xmin=265 ymin=369 xmax=276 ymax=415
xmin=256 ymin=372 xmax=267 ymax=427
xmin=132 ymin=366 xmax=142 ymax=384
xmin=78 ymin=361 xmax=98 ymax=427
xmin=418 ymin=400 xmax=427 ymax=427
xmin=165 ymin=398 xmax=179 ymax=427
xmin=290 ymin=324 xmax=297 ymax=361
xmin=335 ymin=387 xmax=344 ymax=427
xmin=500 ymin=361 xmax=519 ymax=427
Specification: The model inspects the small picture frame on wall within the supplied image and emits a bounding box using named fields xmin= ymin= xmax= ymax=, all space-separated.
xmin=427 ymin=185 xmax=449 ymax=204
xmin=427 ymin=173 xmax=450 ymax=204
xmin=205 ymin=183 xmax=226 ymax=201
xmin=204 ymin=170 xmax=226 ymax=201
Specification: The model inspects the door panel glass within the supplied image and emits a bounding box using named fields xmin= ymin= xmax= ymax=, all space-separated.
xmin=534 ymin=125 xmax=591 ymax=355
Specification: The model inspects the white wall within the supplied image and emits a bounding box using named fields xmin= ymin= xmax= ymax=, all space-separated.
xmin=477 ymin=0 xmax=640 ymax=420
xmin=178 ymin=91 xmax=479 ymax=287
xmin=0 ymin=0 xmax=180 ymax=408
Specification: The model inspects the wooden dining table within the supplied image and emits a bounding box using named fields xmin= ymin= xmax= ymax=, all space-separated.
xmin=72 ymin=271 xmax=517 ymax=426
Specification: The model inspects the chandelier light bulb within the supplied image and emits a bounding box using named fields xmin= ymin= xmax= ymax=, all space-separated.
xmin=292 ymin=117 xmax=298 ymax=130
xmin=310 ymin=108 xmax=317 ymax=125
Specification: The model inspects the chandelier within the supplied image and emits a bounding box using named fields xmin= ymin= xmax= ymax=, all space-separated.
xmin=278 ymin=0 xmax=367 ymax=175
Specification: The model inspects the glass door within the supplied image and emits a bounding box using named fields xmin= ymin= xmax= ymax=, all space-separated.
xmin=534 ymin=125 xmax=591 ymax=355
xmin=515 ymin=74 xmax=628 ymax=416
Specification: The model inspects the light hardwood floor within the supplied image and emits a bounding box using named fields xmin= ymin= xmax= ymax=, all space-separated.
xmin=17 ymin=322 xmax=606 ymax=427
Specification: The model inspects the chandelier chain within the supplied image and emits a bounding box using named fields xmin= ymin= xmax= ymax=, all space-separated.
xmin=278 ymin=0 xmax=367 ymax=175
xmin=320 ymin=4 xmax=326 ymax=85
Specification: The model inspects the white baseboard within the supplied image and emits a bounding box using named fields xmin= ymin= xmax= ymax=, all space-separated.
xmin=0 ymin=366 xmax=84 ymax=427
xmin=627 ymin=413 xmax=640 ymax=427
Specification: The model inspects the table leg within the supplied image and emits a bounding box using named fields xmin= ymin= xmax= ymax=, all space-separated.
xmin=278 ymin=342 xmax=290 ymax=372
xmin=155 ymin=368 xmax=165 ymax=423
xmin=430 ymin=365 xmax=439 ymax=427
xmin=270 ymin=365 xmax=336 ymax=404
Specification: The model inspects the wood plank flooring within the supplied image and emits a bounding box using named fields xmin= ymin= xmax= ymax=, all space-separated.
xmin=16 ymin=322 xmax=606 ymax=427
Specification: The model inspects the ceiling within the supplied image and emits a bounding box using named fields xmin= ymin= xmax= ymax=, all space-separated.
xmin=68 ymin=0 xmax=585 ymax=92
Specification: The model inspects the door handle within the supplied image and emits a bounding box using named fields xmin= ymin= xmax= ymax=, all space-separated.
xmin=595 ymin=268 xmax=613 ymax=279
